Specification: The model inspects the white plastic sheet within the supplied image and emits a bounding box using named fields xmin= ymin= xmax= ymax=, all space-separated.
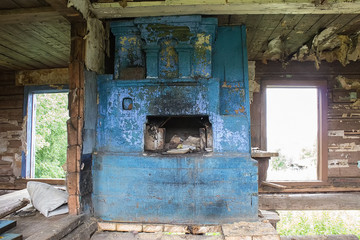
xmin=27 ymin=181 xmax=68 ymax=217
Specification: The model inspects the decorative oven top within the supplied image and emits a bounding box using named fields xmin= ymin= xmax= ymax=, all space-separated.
xmin=110 ymin=15 xmax=217 ymax=80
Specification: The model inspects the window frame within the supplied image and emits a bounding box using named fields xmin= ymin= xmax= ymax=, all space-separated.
xmin=22 ymin=85 xmax=69 ymax=179
xmin=261 ymin=80 xmax=328 ymax=185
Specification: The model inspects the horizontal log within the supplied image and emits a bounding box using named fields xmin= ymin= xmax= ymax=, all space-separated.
xmin=330 ymin=177 xmax=360 ymax=187
xmin=328 ymin=119 xmax=360 ymax=131
xmin=0 ymin=166 xmax=13 ymax=176
xmin=0 ymin=178 xmax=65 ymax=190
xmin=0 ymin=177 xmax=11 ymax=183
xmin=328 ymin=152 xmax=360 ymax=164
xmin=328 ymin=130 xmax=360 ymax=139
xmin=328 ymin=163 xmax=360 ymax=178
xmin=92 ymin=1 xmax=360 ymax=19
xmin=0 ymin=124 xmax=22 ymax=132
xmin=7 ymin=140 xmax=21 ymax=148
xmin=328 ymin=137 xmax=360 ymax=145
xmin=0 ymin=95 xmax=24 ymax=102
xmin=0 ymin=100 xmax=23 ymax=110
xmin=0 ymin=109 xmax=23 ymax=120
xmin=0 ymin=162 xmax=12 ymax=167
xmin=0 ymin=86 xmax=24 ymax=96
xmin=15 ymin=68 xmax=69 ymax=86
xmin=328 ymin=110 xmax=360 ymax=117
xmin=259 ymin=193 xmax=360 ymax=210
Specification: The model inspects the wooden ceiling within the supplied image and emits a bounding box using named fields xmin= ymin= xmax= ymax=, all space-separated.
xmin=0 ymin=0 xmax=359 ymax=72
xmin=217 ymin=14 xmax=360 ymax=60
xmin=0 ymin=0 xmax=70 ymax=72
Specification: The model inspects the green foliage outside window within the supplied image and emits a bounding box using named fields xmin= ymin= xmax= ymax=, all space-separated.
xmin=34 ymin=93 xmax=68 ymax=178
xmin=277 ymin=210 xmax=360 ymax=238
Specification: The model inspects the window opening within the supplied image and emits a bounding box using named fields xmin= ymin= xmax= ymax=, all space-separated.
xmin=24 ymin=88 xmax=68 ymax=179
xmin=266 ymin=88 xmax=318 ymax=181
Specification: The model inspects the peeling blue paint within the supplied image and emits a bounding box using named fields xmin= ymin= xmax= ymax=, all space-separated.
xmin=92 ymin=153 xmax=257 ymax=224
xmin=111 ymin=16 xmax=217 ymax=79
xmin=93 ymin=17 xmax=257 ymax=224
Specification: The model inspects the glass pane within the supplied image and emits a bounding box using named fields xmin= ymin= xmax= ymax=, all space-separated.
xmin=266 ymin=88 xmax=318 ymax=181
xmin=33 ymin=92 xmax=68 ymax=178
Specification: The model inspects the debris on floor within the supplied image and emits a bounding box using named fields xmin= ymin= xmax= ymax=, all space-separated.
xmin=95 ymin=221 xmax=281 ymax=240
xmin=0 ymin=188 xmax=97 ymax=240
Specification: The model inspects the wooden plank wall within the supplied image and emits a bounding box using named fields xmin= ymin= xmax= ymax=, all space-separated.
xmin=0 ymin=72 xmax=23 ymax=185
xmin=252 ymin=61 xmax=360 ymax=188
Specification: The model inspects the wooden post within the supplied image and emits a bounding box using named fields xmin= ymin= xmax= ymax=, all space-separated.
xmin=67 ymin=22 xmax=86 ymax=215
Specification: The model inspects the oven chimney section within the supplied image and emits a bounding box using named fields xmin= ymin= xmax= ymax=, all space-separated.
xmin=93 ymin=16 xmax=258 ymax=224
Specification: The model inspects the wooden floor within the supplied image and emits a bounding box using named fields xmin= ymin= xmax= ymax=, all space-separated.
xmin=1 ymin=190 xmax=359 ymax=240
xmin=0 ymin=189 xmax=87 ymax=240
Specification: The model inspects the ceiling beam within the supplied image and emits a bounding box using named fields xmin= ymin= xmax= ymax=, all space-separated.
xmin=0 ymin=7 xmax=60 ymax=25
xmin=92 ymin=0 xmax=360 ymax=18
xmin=44 ymin=0 xmax=85 ymax=23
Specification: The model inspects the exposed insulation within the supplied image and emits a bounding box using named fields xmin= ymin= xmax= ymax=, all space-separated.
xmin=248 ymin=61 xmax=258 ymax=103
xmin=85 ymin=17 xmax=106 ymax=73
xmin=336 ymin=75 xmax=360 ymax=90
xmin=310 ymin=30 xmax=359 ymax=68
xmin=70 ymin=0 xmax=106 ymax=74
xmin=264 ymin=28 xmax=360 ymax=68
xmin=262 ymin=36 xmax=284 ymax=63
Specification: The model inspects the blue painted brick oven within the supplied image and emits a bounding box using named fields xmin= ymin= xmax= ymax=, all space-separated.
xmin=93 ymin=15 xmax=258 ymax=224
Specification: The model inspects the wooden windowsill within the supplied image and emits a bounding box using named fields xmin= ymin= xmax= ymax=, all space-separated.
xmin=259 ymin=183 xmax=360 ymax=193
xmin=267 ymin=180 xmax=330 ymax=187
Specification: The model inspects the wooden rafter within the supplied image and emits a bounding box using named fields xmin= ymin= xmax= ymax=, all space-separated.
xmin=92 ymin=0 xmax=360 ymax=18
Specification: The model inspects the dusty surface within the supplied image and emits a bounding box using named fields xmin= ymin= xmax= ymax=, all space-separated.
xmin=91 ymin=232 xmax=223 ymax=240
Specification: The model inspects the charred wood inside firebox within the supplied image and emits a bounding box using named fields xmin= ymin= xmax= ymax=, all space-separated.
xmin=144 ymin=116 xmax=213 ymax=154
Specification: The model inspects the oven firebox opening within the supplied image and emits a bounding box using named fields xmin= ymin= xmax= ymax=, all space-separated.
xmin=144 ymin=116 xmax=213 ymax=154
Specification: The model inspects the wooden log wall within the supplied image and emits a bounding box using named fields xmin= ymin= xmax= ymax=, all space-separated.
xmin=0 ymin=71 xmax=67 ymax=190
xmin=252 ymin=61 xmax=360 ymax=188
xmin=0 ymin=72 xmax=23 ymax=186
xmin=327 ymin=75 xmax=360 ymax=187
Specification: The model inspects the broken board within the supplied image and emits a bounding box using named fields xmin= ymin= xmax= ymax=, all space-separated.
xmin=0 ymin=220 xmax=16 ymax=234
xmin=0 ymin=233 xmax=22 ymax=240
